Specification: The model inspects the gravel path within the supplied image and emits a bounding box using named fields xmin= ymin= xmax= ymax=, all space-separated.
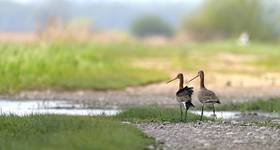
xmin=137 ymin=122 xmax=280 ymax=150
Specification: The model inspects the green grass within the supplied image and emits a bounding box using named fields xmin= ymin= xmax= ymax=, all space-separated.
xmin=217 ymin=98 xmax=280 ymax=112
xmin=0 ymin=41 xmax=280 ymax=93
xmin=242 ymin=119 xmax=280 ymax=129
xmin=116 ymin=107 xmax=209 ymax=123
xmin=0 ymin=42 xmax=168 ymax=93
xmin=0 ymin=107 xmax=207 ymax=150
xmin=0 ymin=115 xmax=153 ymax=150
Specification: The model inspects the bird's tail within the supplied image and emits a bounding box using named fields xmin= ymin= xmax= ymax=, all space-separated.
xmin=185 ymin=101 xmax=195 ymax=109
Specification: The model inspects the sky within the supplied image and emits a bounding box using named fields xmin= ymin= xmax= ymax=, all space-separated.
xmin=0 ymin=0 xmax=204 ymax=31
xmin=8 ymin=0 xmax=203 ymax=4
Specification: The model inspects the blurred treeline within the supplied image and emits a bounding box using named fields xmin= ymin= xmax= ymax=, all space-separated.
xmin=183 ymin=0 xmax=280 ymax=41
xmin=0 ymin=0 xmax=279 ymax=42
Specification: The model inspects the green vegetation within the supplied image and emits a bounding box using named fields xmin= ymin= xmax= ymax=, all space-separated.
xmin=116 ymin=107 xmax=208 ymax=123
xmin=0 ymin=41 xmax=280 ymax=93
xmin=0 ymin=115 xmax=153 ymax=150
xmin=184 ymin=0 xmax=279 ymax=41
xmin=131 ymin=15 xmax=174 ymax=38
xmin=243 ymin=119 xmax=280 ymax=129
xmin=217 ymin=98 xmax=280 ymax=112
xmin=0 ymin=42 xmax=168 ymax=93
xmin=0 ymin=107 xmax=206 ymax=150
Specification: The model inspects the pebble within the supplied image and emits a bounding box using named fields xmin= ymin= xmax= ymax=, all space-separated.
xmin=247 ymin=132 xmax=253 ymax=136
xmin=121 ymin=121 xmax=131 ymax=124
xmin=226 ymin=132 xmax=235 ymax=135
xmin=230 ymin=120 xmax=239 ymax=125
xmin=233 ymin=140 xmax=247 ymax=144
xmin=137 ymin=122 xmax=280 ymax=150
xmin=147 ymin=145 xmax=154 ymax=150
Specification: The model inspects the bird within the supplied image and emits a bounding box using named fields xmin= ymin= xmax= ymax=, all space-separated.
xmin=188 ymin=70 xmax=220 ymax=121
xmin=167 ymin=73 xmax=194 ymax=122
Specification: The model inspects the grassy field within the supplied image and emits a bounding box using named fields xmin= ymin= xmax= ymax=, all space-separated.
xmin=0 ymin=41 xmax=279 ymax=93
xmin=0 ymin=115 xmax=154 ymax=150
xmin=0 ymin=107 xmax=204 ymax=150
xmin=217 ymin=98 xmax=280 ymax=112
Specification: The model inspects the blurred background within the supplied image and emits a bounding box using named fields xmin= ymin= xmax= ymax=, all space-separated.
xmin=0 ymin=0 xmax=280 ymax=96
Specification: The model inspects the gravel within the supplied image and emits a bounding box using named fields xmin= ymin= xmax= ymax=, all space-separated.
xmin=137 ymin=122 xmax=280 ymax=150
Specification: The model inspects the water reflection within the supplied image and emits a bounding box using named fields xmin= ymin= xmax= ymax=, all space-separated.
xmin=0 ymin=100 xmax=121 ymax=116
xmin=190 ymin=110 xmax=280 ymax=120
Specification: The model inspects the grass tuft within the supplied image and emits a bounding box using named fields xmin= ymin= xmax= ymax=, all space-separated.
xmin=115 ymin=107 xmax=210 ymax=123
xmin=217 ymin=98 xmax=280 ymax=112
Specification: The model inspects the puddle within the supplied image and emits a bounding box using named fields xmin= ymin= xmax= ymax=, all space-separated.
xmin=0 ymin=100 xmax=279 ymax=120
xmin=190 ymin=110 xmax=280 ymax=120
xmin=0 ymin=100 xmax=121 ymax=116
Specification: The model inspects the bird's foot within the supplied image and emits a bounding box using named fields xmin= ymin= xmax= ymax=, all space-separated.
xmin=211 ymin=114 xmax=217 ymax=117
xmin=211 ymin=114 xmax=218 ymax=119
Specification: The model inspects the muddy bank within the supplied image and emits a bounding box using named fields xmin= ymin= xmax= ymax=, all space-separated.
xmin=1 ymin=83 xmax=280 ymax=108
xmin=137 ymin=122 xmax=280 ymax=150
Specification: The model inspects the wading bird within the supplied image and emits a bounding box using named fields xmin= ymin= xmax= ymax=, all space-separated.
xmin=188 ymin=70 xmax=220 ymax=121
xmin=167 ymin=73 xmax=194 ymax=121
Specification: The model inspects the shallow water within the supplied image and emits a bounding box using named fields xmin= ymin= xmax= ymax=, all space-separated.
xmin=0 ymin=100 xmax=121 ymax=116
xmin=0 ymin=100 xmax=279 ymax=119
xmin=190 ymin=110 xmax=280 ymax=120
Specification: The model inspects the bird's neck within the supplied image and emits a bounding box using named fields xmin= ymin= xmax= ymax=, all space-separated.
xmin=200 ymin=75 xmax=205 ymax=89
xmin=179 ymin=76 xmax=184 ymax=89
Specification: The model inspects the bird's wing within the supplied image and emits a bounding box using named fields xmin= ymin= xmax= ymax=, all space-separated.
xmin=199 ymin=89 xmax=219 ymax=103
xmin=176 ymin=86 xmax=193 ymax=102
xmin=176 ymin=86 xmax=193 ymax=97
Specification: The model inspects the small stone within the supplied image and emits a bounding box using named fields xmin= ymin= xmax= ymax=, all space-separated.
xmin=162 ymin=122 xmax=170 ymax=125
xmin=231 ymin=120 xmax=239 ymax=125
xmin=226 ymin=132 xmax=235 ymax=135
xmin=259 ymin=127 xmax=266 ymax=130
xmin=203 ymin=143 xmax=210 ymax=147
xmin=147 ymin=145 xmax=154 ymax=150
xmin=233 ymin=140 xmax=247 ymax=144
xmin=247 ymin=132 xmax=253 ymax=136
xmin=259 ymin=136 xmax=266 ymax=140
xmin=121 ymin=121 xmax=131 ymax=124
xmin=158 ymin=140 xmax=165 ymax=144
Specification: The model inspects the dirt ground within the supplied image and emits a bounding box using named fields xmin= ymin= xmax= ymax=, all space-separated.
xmin=1 ymin=81 xmax=280 ymax=108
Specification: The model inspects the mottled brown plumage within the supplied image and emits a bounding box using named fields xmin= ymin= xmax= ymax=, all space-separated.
xmin=167 ymin=73 xmax=194 ymax=121
xmin=188 ymin=70 xmax=220 ymax=120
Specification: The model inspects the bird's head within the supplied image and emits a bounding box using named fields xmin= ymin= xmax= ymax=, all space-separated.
xmin=198 ymin=70 xmax=204 ymax=77
xmin=187 ymin=70 xmax=204 ymax=83
xmin=167 ymin=73 xmax=183 ymax=84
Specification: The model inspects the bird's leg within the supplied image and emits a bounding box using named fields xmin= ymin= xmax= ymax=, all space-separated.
xmin=200 ymin=104 xmax=204 ymax=121
xmin=212 ymin=104 xmax=216 ymax=117
xmin=180 ymin=103 xmax=183 ymax=121
xmin=184 ymin=107 xmax=189 ymax=122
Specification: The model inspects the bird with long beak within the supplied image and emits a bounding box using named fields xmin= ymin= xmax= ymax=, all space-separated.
xmin=188 ymin=70 xmax=220 ymax=121
xmin=167 ymin=73 xmax=194 ymax=122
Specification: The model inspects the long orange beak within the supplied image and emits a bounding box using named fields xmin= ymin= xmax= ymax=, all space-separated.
xmin=186 ymin=74 xmax=199 ymax=83
xmin=167 ymin=77 xmax=178 ymax=84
